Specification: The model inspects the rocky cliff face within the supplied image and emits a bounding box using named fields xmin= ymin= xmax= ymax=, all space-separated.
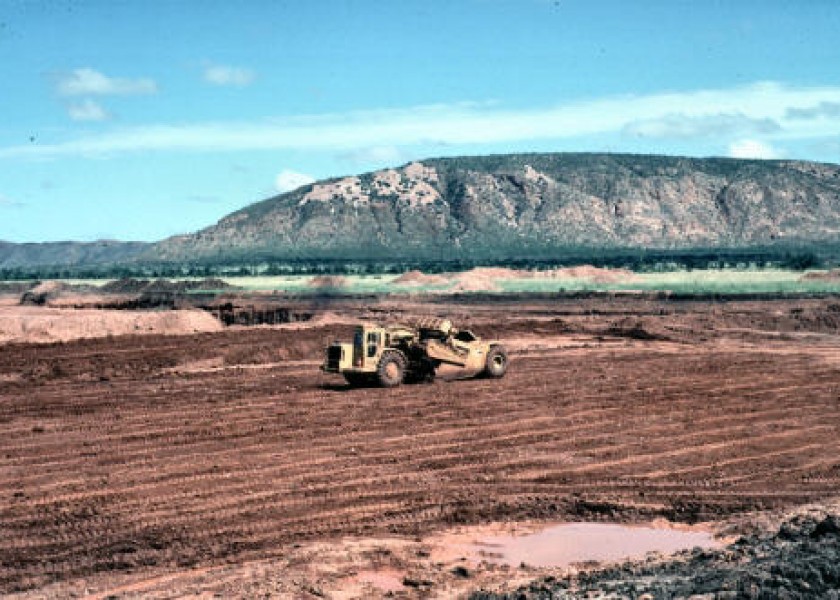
xmin=148 ymin=152 xmax=840 ymax=262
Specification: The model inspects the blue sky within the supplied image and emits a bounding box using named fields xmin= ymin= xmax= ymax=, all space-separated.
xmin=2 ymin=0 xmax=840 ymax=242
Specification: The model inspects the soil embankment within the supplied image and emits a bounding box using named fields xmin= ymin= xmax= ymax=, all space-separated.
xmin=0 ymin=306 xmax=222 ymax=344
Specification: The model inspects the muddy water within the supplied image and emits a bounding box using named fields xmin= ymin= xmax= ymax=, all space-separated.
xmin=472 ymin=523 xmax=722 ymax=568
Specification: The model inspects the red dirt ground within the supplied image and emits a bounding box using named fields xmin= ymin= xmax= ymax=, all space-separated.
xmin=1 ymin=297 xmax=840 ymax=597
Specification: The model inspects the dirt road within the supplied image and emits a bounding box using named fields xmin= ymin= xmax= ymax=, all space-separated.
xmin=1 ymin=297 xmax=839 ymax=596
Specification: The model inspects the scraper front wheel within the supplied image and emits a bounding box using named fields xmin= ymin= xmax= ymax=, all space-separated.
xmin=377 ymin=350 xmax=406 ymax=387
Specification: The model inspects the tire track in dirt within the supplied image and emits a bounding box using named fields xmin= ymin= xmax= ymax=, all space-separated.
xmin=2 ymin=309 xmax=840 ymax=594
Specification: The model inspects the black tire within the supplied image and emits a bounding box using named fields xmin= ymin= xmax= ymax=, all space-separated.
xmin=377 ymin=350 xmax=406 ymax=387
xmin=407 ymin=358 xmax=436 ymax=384
xmin=483 ymin=345 xmax=508 ymax=378
xmin=343 ymin=372 xmax=370 ymax=387
xmin=422 ymin=361 xmax=436 ymax=383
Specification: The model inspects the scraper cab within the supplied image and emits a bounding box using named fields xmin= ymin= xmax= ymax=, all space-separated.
xmin=322 ymin=319 xmax=508 ymax=387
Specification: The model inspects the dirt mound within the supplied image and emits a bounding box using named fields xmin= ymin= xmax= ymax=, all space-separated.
xmin=19 ymin=280 xmax=74 ymax=305
xmin=461 ymin=267 xmax=529 ymax=279
xmin=99 ymin=278 xmax=237 ymax=294
xmin=393 ymin=270 xmax=450 ymax=286
xmin=0 ymin=306 xmax=223 ymax=345
xmin=394 ymin=267 xmax=535 ymax=291
xmin=801 ymin=269 xmax=840 ymax=281
xmin=451 ymin=278 xmax=501 ymax=292
xmin=99 ymin=278 xmax=149 ymax=293
xmin=450 ymin=269 xmax=502 ymax=292
xmin=439 ymin=265 xmax=637 ymax=292
xmin=453 ymin=265 xmax=636 ymax=284
xmin=546 ymin=265 xmax=637 ymax=283
xmin=172 ymin=277 xmax=234 ymax=292
xmin=309 ymin=275 xmax=348 ymax=288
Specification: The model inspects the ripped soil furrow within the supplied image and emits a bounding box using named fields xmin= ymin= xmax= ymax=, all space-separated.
xmin=3 ymin=376 xmax=836 ymax=502
xmin=3 ymin=304 xmax=840 ymax=594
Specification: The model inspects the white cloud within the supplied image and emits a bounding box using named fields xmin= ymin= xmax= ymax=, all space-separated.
xmin=624 ymin=113 xmax=780 ymax=139
xmin=339 ymin=145 xmax=405 ymax=164
xmin=55 ymin=68 xmax=158 ymax=96
xmin=67 ymin=99 xmax=110 ymax=121
xmin=728 ymin=139 xmax=781 ymax=159
xmin=5 ymin=81 xmax=840 ymax=159
xmin=275 ymin=169 xmax=315 ymax=192
xmin=203 ymin=64 xmax=255 ymax=87
xmin=786 ymin=102 xmax=840 ymax=120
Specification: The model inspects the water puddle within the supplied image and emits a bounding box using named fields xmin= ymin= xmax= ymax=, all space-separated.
xmin=469 ymin=522 xmax=722 ymax=568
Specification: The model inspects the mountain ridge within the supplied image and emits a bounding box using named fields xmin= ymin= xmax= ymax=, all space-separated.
xmin=3 ymin=152 xmax=840 ymax=270
xmin=147 ymin=152 xmax=840 ymax=263
xmin=0 ymin=240 xmax=150 ymax=270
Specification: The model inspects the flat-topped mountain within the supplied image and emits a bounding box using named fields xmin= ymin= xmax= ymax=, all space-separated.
xmin=148 ymin=153 xmax=840 ymax=262
xmin=4 ymin=153 xmax=840 ymax=271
